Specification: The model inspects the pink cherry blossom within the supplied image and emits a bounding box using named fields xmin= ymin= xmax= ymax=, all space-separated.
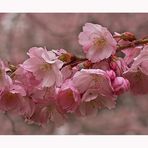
xmin=123 ymin=69 xmax=148 ymax=94
xmin=110 ymin=57 xmax=128 ymax=76
xmin=18 ymin=96 xmax=35 ymax=118
xmin=0 ymin=82 xmax=26 ymax=111
xmin=73 ymin=69 xmax=114 ymax=95
xmin=0 ymin=61 xmax=27 ymax=111
xmin=82 ymin=89 xmax=116 ymax=108
xmin=130 ymin=45 xmax=148 ymax=75
xmin=112 ymin=77 xmax=130 ymax=95
xmin=72 ymin=69 xmax=116 ymax=114
xmin=78 ymin=92 xmax=116 ymax=116
xmin=28 ymin=98 xmax=64 ymax=126
xmin=28 ymin=101 xmax=52 ymax=125
xmin=92 ymin=60 xmax=110 ymax=71
xmin=56 ymin=79 xmax=80 ymax=113
xmin=61 ymin=65 xmax=73 ymax=81
xmin=123 ymin=45 xmax=148 ymax=94
xmin=52 ymin=48 xmax=67 ymax=56
xmin=106 ymin=70 xmax=116 ymax=81
xmin=22 ymin=47 xmax=63 ymax=88
xmin=14 ymin=66 xmax=40 ymax=95
xmin=79 ymin=23 xmax=117 ymax=63
xmin=0 ymin=91 xmax=21 ymax=111
xmin=122 ymin=47 xmax=141 ymax=65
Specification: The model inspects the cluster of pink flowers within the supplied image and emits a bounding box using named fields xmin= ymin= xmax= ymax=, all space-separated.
xmin=0 ymin=22 xmax=148 ymax=126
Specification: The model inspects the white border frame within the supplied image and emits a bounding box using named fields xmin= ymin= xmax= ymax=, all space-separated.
xmin=0 ymin=0 xmax=147 ymax=12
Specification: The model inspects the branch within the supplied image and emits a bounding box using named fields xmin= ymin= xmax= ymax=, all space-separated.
xmin=62 ymin=57 xmax=87 ymax=68
xmin=62 ymin=38 xmax=148 ymax=68
xmin=117 ymin=38 xmax=148 ymax=51
xmin=5 ymin=112 xmax=18 ymax=134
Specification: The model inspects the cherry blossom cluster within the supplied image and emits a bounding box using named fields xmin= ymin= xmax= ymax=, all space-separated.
xmin=0 ymin=23 xmax=148 ymax=126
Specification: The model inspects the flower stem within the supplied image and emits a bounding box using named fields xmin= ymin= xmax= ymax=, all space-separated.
xmin=117 ymin=38 xmax=148 ymax=51
xmin=62 ymin=38 xmax=148 ymax=68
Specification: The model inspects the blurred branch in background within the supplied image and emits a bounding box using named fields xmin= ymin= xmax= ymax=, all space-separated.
xmin=5 ymin=112 xmax=17 ymax=134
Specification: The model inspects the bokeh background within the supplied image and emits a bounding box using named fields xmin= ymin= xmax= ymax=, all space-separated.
xmin=0 ymin=13 xmax=148 ymax=135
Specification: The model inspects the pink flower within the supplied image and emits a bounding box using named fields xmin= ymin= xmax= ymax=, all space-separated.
xmin=56 ymin=79 xmax=80 ymax=113
xmin=106 ymin=70 xmax=116 ymax=81
xmin=28 ymin=102 xmax=52 ymax=125
xmin=78 ymin=92 xmax=116 ymax=116
xmin=9 ymin=82 xmax=26 ymax=96
xmin=130 ymin=45 xmax=148 ymax=75
xmin=28 ymin=98 xmax=64 ymax=126
xmin=110 ymin=57 xmax=128 ymax=76
xmin=18 ymin=97 xmax=35 ymax=118
xmin=122 ymin=47 xmax=141 ymax=65
xmin=14 ymin=66 xmax=40 ymax=95
xmin=0 ymin=60 xmax=27 ymax=111
xmin=52 ymin=48 xmax=74 ymax=63
xmin=52 ymin=48 xmax=67 ymax=56
xmin=73 ymin=69 xmax=114 ymax=96
xmin=0 ymin=91 xmax=21 ymax=111
xmin=92 ymin=60 xmax=110 ymax=71
xmin=61 ymin=65 xmax=73 ymax=81
xmin=22 ymin=47 xmax=64 ymax=88
xmin=79 ymin=23 xmax=117 ymax=63
xmin=112 ymin=77 xmax=130 ymax=95
xmin=24 ymin=86 xmax=64 ymax=126
xmin=123 ymin=45 xmax=148 ymax=94
xmin=124 ymin=70 xmax=148 ymax=94
xmin=0 ymin=82 xmax=26 ymax=111
xmin=82 ymin=88 xmax=116 ymax=109
xmin=32 ymin=87 xmax=55 ymax=100
xmin=0 ymin=62 xmax=31 ymax=112
xmin=72 ymin=69 xmax=116 ymax=114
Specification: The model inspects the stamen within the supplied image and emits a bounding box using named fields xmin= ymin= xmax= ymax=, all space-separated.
xmin=93 ymin=38 xmax=106 ymax=49
xmin=40 ymin=64 xmax=51 ymax=72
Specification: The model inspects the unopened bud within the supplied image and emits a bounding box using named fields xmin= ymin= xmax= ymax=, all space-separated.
xmin=106 ymin=70 xmax=116 ymax=80
xmin=112 ymin=77 xmax=130 ymax=95
xmin=121 ymin=32 xmax=136 ymax=41
xmin=59 ymin=53 xmax=75 ymax=63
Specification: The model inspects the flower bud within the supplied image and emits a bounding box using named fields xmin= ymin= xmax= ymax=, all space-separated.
xmin=121 ymin=32 xmax=136 ymax=41
xmin=106 ymin=70 xmax=116 ymax=81
xmin=110 ymin=58 xmax=128 ymax=76
xmin=112 ymin=77 xmax=130 ymax=95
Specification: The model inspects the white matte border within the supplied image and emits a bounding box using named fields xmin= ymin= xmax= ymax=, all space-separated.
xmin=0 ymin=0 xmax=147 ymax=12
xmin=0 ymin=136 xmax=148 ymax=148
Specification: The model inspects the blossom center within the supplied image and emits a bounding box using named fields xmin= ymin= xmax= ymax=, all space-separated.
xmin=67 ymin=90 xmax=73 ymax=98
xmin=40 ymin=64 xmax=52 ymax=72
xmin=93 ymin=38 xmax=106 ymax=49
xmin=92 ymin=75 xmax=101 ymax=82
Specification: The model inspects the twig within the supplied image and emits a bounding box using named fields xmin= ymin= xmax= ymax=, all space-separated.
xmin=5 ymin=112 xmax=18 ymax=134
xmin=62 ymin=38 xmax=148 ymax=68
xmin=117 ymin=38 xmax=148 ymax=51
